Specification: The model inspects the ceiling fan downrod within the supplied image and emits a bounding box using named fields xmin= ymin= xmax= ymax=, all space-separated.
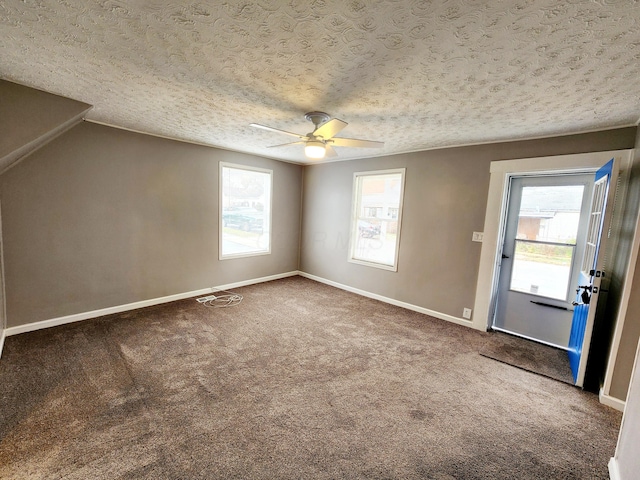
xmin=304 ymin=111 xmax=331 ymax=129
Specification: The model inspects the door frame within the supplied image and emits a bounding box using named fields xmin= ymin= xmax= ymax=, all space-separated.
xmin=600 ymin=178 xmax=640 ymax=409
xmin=0 ymin=199 xmax=6 ymax=358
xmin=472 ymin=149 xmax=633 ymax=334
xmin=492 ymin=173 xmax=594 ymax=348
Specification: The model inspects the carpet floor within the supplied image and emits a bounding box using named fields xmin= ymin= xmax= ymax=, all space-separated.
xmin=479 ymin=331 xmax=575 ymax=385
xmin=0 ymin=276 xmax=622 ymax=479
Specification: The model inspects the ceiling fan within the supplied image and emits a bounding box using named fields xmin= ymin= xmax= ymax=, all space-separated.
xmin=250 ymin=112 xmax=384 ymax=160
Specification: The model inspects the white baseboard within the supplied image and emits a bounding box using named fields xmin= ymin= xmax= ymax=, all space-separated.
xmin=609 ymin=457 xmax=621 ymax=480
xmin=299 ymin=271 xmax=473 ymax=328
xmin=0 ymin=328 xmax=5 ymax=358
xmin=4 ymin=271 xmax=299 ymax=337
xmin=213 ymin=271 xmax=298 ymax=291
xmin=600 ymin=388 xmax=626 ymax=412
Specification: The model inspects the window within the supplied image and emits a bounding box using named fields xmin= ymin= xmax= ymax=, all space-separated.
xmin=220 ymin=162 xmax=272 ymax=259
xmin=509 ymin=184 xmax=585 ymax=300
xmin=349 ymin=169 xmax=405 ymax=271
xmin=582 ymin=175 xmax=608 ymax=274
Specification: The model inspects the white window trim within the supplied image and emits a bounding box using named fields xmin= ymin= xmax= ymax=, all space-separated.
xmin=348 ymin=168 xmax=406 ymax=272
xmin=219 ymin=162 xmax=273 ymax=260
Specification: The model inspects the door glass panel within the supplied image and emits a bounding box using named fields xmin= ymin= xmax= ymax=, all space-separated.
xmin=582 ymin=178 xmax=607 ymax=273
xmin=511 ymin=241 xmax=575 ymax=300
xmin=516 ymin=185 xmax=585 ymax=242
xmin=509 ymin=184 xmax=585 ymax=301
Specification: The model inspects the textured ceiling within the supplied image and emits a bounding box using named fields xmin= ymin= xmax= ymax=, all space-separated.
xmin=2 ymin=0 xmax=640 ymax=164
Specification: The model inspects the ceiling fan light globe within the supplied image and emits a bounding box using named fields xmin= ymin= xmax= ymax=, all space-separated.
xmin=305 ymin=141 xmax=326 ymax=159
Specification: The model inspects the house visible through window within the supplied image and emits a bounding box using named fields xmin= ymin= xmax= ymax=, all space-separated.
xmin=349 ymin=169 xmax=406 ymax=271
xmin=366 ymin=207 xmax=382 ymax=218
xmin=220 ymin=162 xmax=272 ymax=259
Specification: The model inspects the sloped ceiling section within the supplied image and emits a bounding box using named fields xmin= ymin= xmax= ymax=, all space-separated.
xmin=0 ymin=80 xmax=92 ymax=173
xmin=1 ymin=1 xmax=640 ymax=164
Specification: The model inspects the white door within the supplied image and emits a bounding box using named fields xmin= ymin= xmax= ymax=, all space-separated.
xmin=493 ymin=174 xmax=594 ymax=348
xmin=568 ymin=159 xmax=618 ymax=387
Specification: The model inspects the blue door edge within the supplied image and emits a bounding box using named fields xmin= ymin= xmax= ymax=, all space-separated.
xmin=566 ymin=158 xmax=614 ymax=385
xmin=568 ymin=303 xmax=589 ymax=383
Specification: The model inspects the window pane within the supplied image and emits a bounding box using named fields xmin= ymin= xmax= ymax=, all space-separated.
xmin=350 ymin=170 xmax=405 ymax=270
xmin=582 ymin=177 xmax=607 ymax=274
xmin=510 ymin=240 xmax=574 ymax=300
xmin=517 ymin=185 xmax=584 ymax=244
xmin=220 ymin=164 xmax=271 ymax=258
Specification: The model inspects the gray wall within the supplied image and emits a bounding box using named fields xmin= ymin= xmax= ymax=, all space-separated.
xmin=300 ymin=128 xmax=637 ymax=321
xmin=609 ymin=128 xmax=640 ymax=400
xmin=0 ymin=121 xmax=302 ymax=328
xmin=300 ymin=151 xmax=488 ymax=317
xmin=0 ymin=80 xmax=91 ymax=170
xmin=612 ymin=248 xmax=640 ymax=400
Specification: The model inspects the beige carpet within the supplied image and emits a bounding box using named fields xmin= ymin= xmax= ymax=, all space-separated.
xmin=480 ymin=331 xmax=575 ymax=385
xmin=0 ymin=276 xmax=621 ymax=479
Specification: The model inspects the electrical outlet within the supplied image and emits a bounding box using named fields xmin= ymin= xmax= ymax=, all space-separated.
xmin=462 ymin=308 xmax=472 ymax=319
xmin=472 ymin=232 xmax=484 ymax=242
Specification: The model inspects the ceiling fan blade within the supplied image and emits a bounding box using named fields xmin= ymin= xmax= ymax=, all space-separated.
xmin=250 ymin=123 xmax=305 ymax=139
xmin=267 ymin=141 xmax=306 ymax=148
xmin=313 ymin=118 xmax=348 ymax=139
xmin=325 ymin=144 xmax=338 ymax=157
xmin=330 ymin=137 xmax=384 ymax=148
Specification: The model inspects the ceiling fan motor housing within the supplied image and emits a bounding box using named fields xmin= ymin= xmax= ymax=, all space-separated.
xmin=304 ymin=111 xmax=331 ymax=129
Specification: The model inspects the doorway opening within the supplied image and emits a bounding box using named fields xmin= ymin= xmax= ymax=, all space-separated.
xmin=492 ymin=173 xmax=594 ymax=350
